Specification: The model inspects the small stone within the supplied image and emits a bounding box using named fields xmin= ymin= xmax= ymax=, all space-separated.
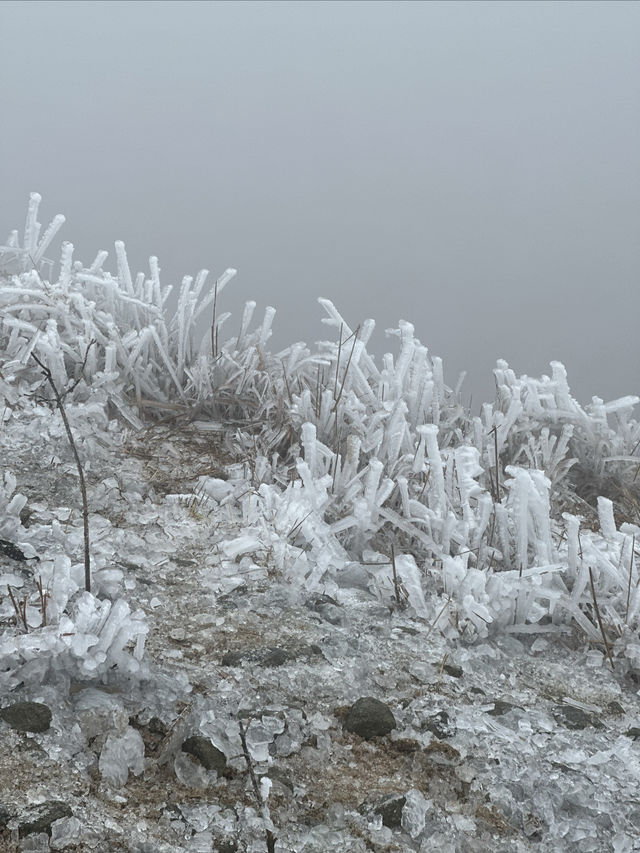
xmin=487 ymin=700 xmax=521 ymax=717
xmin=0 ymin=702 xmax=52 ymax=733
xmin=305 ymin=594 xmax=343 ymax=625
xmin=344 ymin=697 xmax=396 ymax=739
xmin=423 ymin=711 xmax=453 ymax=739
xmin=374 ymin=795 xmax=406 ymax=829
xmin=221 ymin=646 xmax=290 ymax=668
xmin=0 ymin=538 xmax=28 ymax=561
xmin=147 ymin=716 xmax=168 ymax=736
xmin=260 ymin=647 xmax=289 ymax=667
xmin=221 ymin=650 xmax=245 ymax=667
xmin=442 ymin=662 xmax=463 ymax=678
xmin=267 ymin=767 xmax=294 ymax=795
xmin=553 ymin=705 xmax=604 ymax=730
xmin=214 ymin=842 xmax=237 ymax=853
xmin=181 ymin=736 xmax=227 ymax=774
xmin=424 ymin=740 xmax=461 ymax=765
xmin=19 ymin=801 xmax=72 ymax=837
xmin=390 ymin=738 xmax=420 ymax=754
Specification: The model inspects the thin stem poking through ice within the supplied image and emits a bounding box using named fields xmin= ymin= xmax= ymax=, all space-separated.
xmin=238 ymin=719 xmax=277 ymax=853
xmin=589 ymin=567 xmax=614 ymax=671
xmin=31 ymin=352 xmax=91 ymax=592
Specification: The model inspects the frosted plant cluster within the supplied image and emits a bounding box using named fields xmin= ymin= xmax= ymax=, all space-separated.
xmin=2 ymin=194 xmax=640 ymax=851
xmin=1 ymin=193 xmax=640 ymax=691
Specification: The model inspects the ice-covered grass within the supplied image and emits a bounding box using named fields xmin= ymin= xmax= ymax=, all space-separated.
xmin=2 ymin=193 xmax=640 ymax=689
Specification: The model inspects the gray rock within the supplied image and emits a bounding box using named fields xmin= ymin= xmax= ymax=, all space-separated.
xmin=374 ymin=795 xmax=406 ymax=828
xmin=19 ymin=801 xmax=72 ymax=837
xmin=261 ymin=647 xmax=289 ymax=667
xmin=487 ymin=700 xmax=522 ymax=717
xmin=181 ymin=736 xmax=227 ymax=774
xmin=553 ymin=705 xmax=604 ymax=730
xmin=267 ymin=766 xmax=294 ymax=795
xmin=0 ymin=701 xmax=52 ymax=733
xmin=213 ymin=842 xmax=237 ymax=853
xmin=423 ymin=710 xmax=454 ymax=739
xmin=305 ymin=594 xmax=344 ymax=625
xmin=0 ymin=805 xmax=12 ymax=829
xmin=344 ymin=697 xmax=396 ymax=739
xmin=221 ymin=646 xmax=291 ymax=668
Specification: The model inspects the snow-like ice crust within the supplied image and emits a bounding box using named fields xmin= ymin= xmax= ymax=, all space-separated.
xmin=2 ymin=194 xmax=640 ymax=850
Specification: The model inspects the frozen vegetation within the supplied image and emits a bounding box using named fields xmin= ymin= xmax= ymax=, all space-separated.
xmin=0 ymin=194 xmax=640 ymax=851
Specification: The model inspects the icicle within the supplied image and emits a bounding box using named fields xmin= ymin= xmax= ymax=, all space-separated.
xmin=394 ymin=553 xmax=429 ymax=619
xmin=563 ymin=513 xmax=581 ymax=580
xmin=148 ymin=256 xmax=162 ymax=307
xmin=471 ymin=493 xmax=493 ymax=551
xmin=89 ymin=250 xmax=109 ymax=274
xmin=421 ymin=424 xmax=446 ymax=513
xmin=380 ymin=399 xmax=408 ymax=467
xmin=506 ymin=467 xmax=530 ymax=572
xmin=392 ymin=320 xmax=415 ymax=397
xmin=259 ymin=306 xmax=276 ymax=346
xmin=598 ymin=496 xmax=618 ymax=545
xmin=176 ymin=275 xmax=193 ymax=376
xmin=115 ymin=241 xmax=134 ymax=295
xmin=236 ymin=300 xmax=256 ymax=351
xmin=412 ymin=429 xmax=426 ymax=474
xmin=342 ymin=435 xmax=361 ymax=484
xmin=301 ymin=423 xmax=318 ymax=478
xmin=104 ymin=342 xmax=117 ymax=374
xmin=529 ymin=470 xmax=553 ymax=565
xmin=363 ymin=459 xmax=384 ymax=513
xmin=549 ymin=360 xmax=571 ymax=406
xmin=57 ymin=241 xmax=74 ymax=290
xmin=397 ymin=476 xmax=411 ymax=517
xmin=33 ymin=213 xmax=65 ymax=264
xmin=23 ymin=192 xmax=41 ymax=255
xmin=148 ymin=326 xmax=185 ymax=399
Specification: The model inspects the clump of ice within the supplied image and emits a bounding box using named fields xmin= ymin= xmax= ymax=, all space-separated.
xmin=50 ymin=816 xmax=83 ymax=850
xmin=3 ymin=191 xmax=640 ymax=695
xmin=401 ymin=788 xmax=430 ymax=839
xmin=99 ymin=726 xmax=145 ymax=786
xmin=173 ymin=752 xmax=210 ymax=790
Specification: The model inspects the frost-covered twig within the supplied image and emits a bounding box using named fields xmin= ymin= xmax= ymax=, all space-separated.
xmin=589 ymin=567 xmax=615 ymax=671
xmin=30 ymin=351 xmax=91 ymax=592
xmin=238 ymin=719 xmax=277 ymax=853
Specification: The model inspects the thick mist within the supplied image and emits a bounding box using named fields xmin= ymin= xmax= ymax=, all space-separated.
xmin=1 ymin=0 xmax=638 ymax=408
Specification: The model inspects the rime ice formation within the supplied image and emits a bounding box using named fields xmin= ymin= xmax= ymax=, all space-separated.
xmin=2 ymin=194 xmax=640 ymax=851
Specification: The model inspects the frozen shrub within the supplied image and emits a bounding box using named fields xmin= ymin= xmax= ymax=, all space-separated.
xmin=2 ymin=192 xmax=640 ymax=654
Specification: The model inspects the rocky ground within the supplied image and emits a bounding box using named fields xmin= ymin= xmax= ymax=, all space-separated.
xmin=1 ymin=415 xmax=640 ymax=852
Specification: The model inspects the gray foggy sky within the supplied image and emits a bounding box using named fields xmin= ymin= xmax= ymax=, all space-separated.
xmin=1 ymin=0 xmax=638 ymax=408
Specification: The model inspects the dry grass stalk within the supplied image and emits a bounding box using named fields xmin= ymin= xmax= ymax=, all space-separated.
xmin=31 ymin=352 xmax=92 ymax=592
xmin=588 ymin=567 xmax=615 ymax=671
xmin=390 ymin=543 xmax=403 ymax=607
xmin=238 ymin=719 xmax=277 ymax=853
xmin=489 ymin=425 xmax=501 ymax=503
xmin=210 ymin=278 xmax=219 ymax=359
xmin=424 ymin=594 xmax=452 ymax=641
xmin=626 ymin=534 xmax=635 ymax=623
xmin=331 ymin=325 xmax=360 ymax=414
xmin=281 ymin=360 xmax=293 ymax=404
xmin=7 ymin=585 xmax=28 ymax=632
xmin=334 ymin=322 xmax=343 ymax=399
xmin=36 ymin=575 xmax=49 ymax=627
